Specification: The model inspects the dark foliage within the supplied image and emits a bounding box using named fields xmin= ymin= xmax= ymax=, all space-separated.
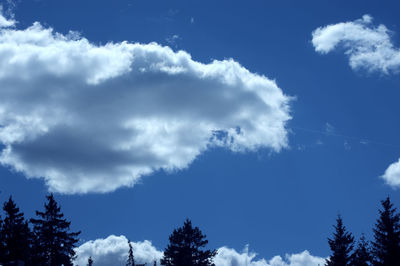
xmin=87 ymin=256 xmax=94 ymax=266
xmin=326 ymin=215 xmax=354 ymax=266
xmin=371 ymin=197 xmax=400 ymax=266
xmin=161 ymin=219 xmax=216 ymax=266
xmin=30 ymin=194 xmax=81 ymax=266
xmin=0 ymin=196 xmax=32 ymax=265
xmin=126 ymin=240 xmax=135 ymax=266
xmin=0 ymin=215 xmax=4 ymax=261
xmin=350 ymin=234 xmax=372 ymax=266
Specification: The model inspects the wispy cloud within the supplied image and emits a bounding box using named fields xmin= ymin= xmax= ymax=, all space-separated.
xmin=0 ymin=5 xmax=15 ymax=27
xmin=312 ymin=15 xmax=400 ymax=74
xmin=0 ymin=11 xmax=291 ymax=194
xmin=325 ymin=123 xmax=335 ymax=135
xmin=165 ymin=34 xmax=181 ymax=48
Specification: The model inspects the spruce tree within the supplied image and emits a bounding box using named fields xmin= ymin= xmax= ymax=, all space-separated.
xmin=350 ymin=234 xmax=371 ymax=266
xmin=326 ymin=215 xmax=354 ymax=266
xmin=371 ymin=197 xmax=400 ymax=266
xmin=161 ymin=219 xmax=216 ymax=266
xmin=126 ymin=240 xmax=135 ymax=266
xmin=87 ymin=256 xmax=94 ymax=266
xmin=30 ymin=194 xmax=81 ymax=266
xmin=0 ymin=196 xmax=32 ymax=265
xmin=0 ymin=215 xmax=5 ymax=263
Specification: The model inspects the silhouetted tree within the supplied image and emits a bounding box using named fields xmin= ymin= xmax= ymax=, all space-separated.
xmin=0 ymin=214 xmax=5 ymax=263
xmin=350 ymin=234 xmax=371 ymax=266
xmin=0 ymin=196 xmax=32 ymax=265
xmin=371 ymin=197 xmax=400 ymax=266
xmin=161 ymin=219 xmax=216 ymax=266
xmin=126 ymin=240 xmax=135 ymax=266
xmin=87 ymin=256 xmax=94 ymax=266
xmin=30 ymin=194 xmax=81 ymax=266
xmin=326 ymin=215 xmax=354 ymax=266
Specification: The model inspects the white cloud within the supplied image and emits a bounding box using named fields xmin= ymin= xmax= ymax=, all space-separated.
xmin=215 ymin=247 xmax=325 ymax=266
xmin=74 ymin=235 xmax=162 ymax=266
xmin=312 ymin=15 xmax=400 ymax=74
xmin=0 ymin=7 xmax=15 ymax=27
xmin=74 ymin=235 xmax=325 ymax=266
xmin=381 ymin=158 xmax=400 ymax=188
xmin=0 ymin=12 xmax=291 ymax=194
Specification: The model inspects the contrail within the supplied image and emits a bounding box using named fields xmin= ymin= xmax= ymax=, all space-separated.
xmin=291 ymin=126 xmax=400 ymax=149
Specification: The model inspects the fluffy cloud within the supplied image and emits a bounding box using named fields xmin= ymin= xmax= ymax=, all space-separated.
xmin=0 ymin=10 xmax=291 ymax=193
xmin=74 ymin=235 xmax=162 ymax=266
xmin=312 ymin=15 xmax=400 ymax=74
xmin=381 ymin=158 xmax=400 ymax=188
xmin=215 ymin=247 xmax=325 ymax=266
xmin=74 ymin=235 xmax=325 ymax=266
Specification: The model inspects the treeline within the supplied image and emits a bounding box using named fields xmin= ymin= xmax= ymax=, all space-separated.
xmin=0 ymin=194 xmax=80 ymax=266
xmin=326 ymin=196 xmax=400 ymax=266
xmin=1 ymin=195 xmax=400 ymax=266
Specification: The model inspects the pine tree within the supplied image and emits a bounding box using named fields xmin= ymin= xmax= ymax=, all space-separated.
xmin=326 ymin=215 xmax=354 ymax=266
xmin=0 ymin=214 xmax=5 ymax=263
xmin=371 ymin=197 xmax=400 ymax=266
xmin=0 ymin=196 xmax=32 ymax=265
xmin=126 ymin=240 xmax=135 ymax=266
xmin=350 ymin=234 xmax=371 ymax=266
xmin=30 ymin=194 xmax=81 ymax=266
xmin=161 ymin=219 xmax=217 ymax=266
xmin=87 ymin=256 xmax=94 ymax=266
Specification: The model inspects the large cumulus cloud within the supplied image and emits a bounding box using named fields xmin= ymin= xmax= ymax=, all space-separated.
xmin=74 ymin=235 xmax=325 ymax=266
xmin=0 ymin=11 xmax=291 ymax=193
xmin=312 ymin=15 xmax=400 ymax=74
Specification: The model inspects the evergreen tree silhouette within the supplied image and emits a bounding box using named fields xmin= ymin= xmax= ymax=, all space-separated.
xmin=371 ymin=196 xmax=400 ymax=266
xmin=326 ymin=215 xmax=354 ymax=266
xmin=87 ymin=256 xmax=94 ymax=266
xmin=0 ymin=196 xmax=32 ymax=265
xmin=350 ymin=234 xmax=371 ymax=266
xmin=126 ymin=240 xmax=135 ymax=266
xmin=30 ymin=194 xmax=81 ymax=266
xmin=0 ymin=214 xmax=5 ymax=263
xmin=161 ymin=219 xmax=216 ymax=266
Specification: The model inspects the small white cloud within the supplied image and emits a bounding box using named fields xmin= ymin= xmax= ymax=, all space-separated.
xmin=214 ymin=246 xmax=269 ymax=266
xmin=283 ymin=251 xmax=326 ymax=266
xmin=0 ymin=18 xmax=291 ymax=194
xmin=381 ymin=158 xmax=400 ymax=188
xmin=190 ymin=17 xmax=195 ymax=24
xmin=312 ymin=15 xmax=400 ymax=74
xmin=74 ymin=235 xmax=162 ymax=266
xmin=74 ymin=236 xmax=326 ymax=266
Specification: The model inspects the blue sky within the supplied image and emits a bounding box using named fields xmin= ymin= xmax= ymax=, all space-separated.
xmin=1 ymin=0 xmax=400 ymax=265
